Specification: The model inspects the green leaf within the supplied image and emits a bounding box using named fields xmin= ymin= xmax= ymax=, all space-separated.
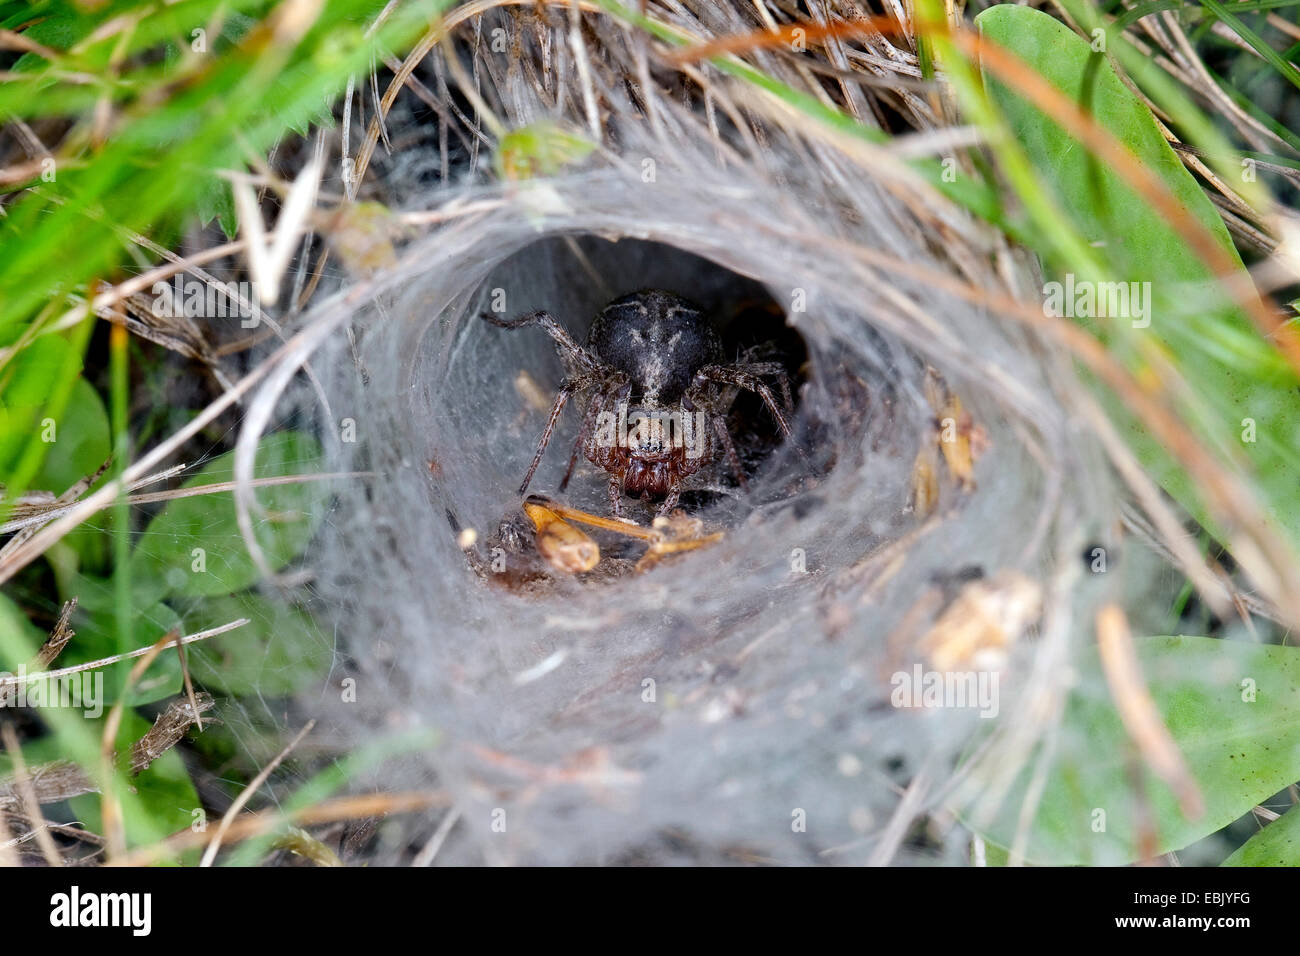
xmin=0 ymin=334 xmax=75 ymax=478
xmin=0 ymin=1 xmax=444 ymax=344
xmin=180 ymin=591 xmax=331 ymax=696
xmin=1222 ymin=803 xmax=1300 ymax=866
xmin=196 ymin=175 xmax=239 ymax=240
xmin=975 ymin=5 xmax=1300 ymax=548
xmin=29 ymin=376 xmax=111 ymax=495
xmin=131 ymin=431 xmax=325 ymax=599
xmin=0 ymin=589 xmax=52 ymax=661
xmin=75 ymin=601 xmax=183 ymax=707
xmin=974 ymin=636 xmax=1300 ymax=865
xmin=974 ymin=838 xmax=1013 ymax=866
xmin=1198 ymin=0 xmax=1300 ymax=95
xmin=0 ymin=580 xmax=176 ymax=848
xmin=49 ymin=568 xmax=182 ymax=706
xmin=976 ymin=6 xmax=1244 ymax=280
xmin=69 ymin=709 xmax=203 ymax=862
xmin=10 ymin=7 xmax=96 ymax=71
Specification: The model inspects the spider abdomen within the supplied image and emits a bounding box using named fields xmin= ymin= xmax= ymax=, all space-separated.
xmin=586 ymin=289 xmax=723 ymax=405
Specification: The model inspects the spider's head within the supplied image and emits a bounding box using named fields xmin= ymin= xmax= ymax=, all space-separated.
xmin=625 ymin=408 xmax=675 ymax=460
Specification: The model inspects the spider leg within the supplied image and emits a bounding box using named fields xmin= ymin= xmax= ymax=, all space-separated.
xmin=695 ymin=365 xmax=793 ymax=439
xmin=730 ymin=361 xmax=794 ymax=417
xmin=564 ymin=380 xmax=630 ymax=491
xmin=560 ymin=390 xmax=602 ymax=492
xmin=657 ymin=482 xmax=682 ymax=516
xmin=559 ymin=428 xmax=586 ymax=493
xmin=711 ymin=414 xmax=748 ymax=491
xmin=607 ymin=473 xmax=624 ymax=518
xmin=517 ymin=378 xmax=585 ymax=495
xmin=481 ymin=309 xmax=603 ymax=375
xmin=685 ymin=480 xmax=745 ymax=499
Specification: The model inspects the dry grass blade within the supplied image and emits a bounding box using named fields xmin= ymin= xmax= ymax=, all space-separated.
xmin=0 ymin=272 xmax=356 ymax=586
xmin=232 ymin=155 xmax=323 ymax=305
xmin=411 ymin=806 xmax=461 ymax=866
xmin=0 ymin=618 xmax=248 ymax=689
xmin=0 ymin=460 xmax=110 ymax=555
xmin=1 ymin=723 xmax=61 ymax=866
xmin=173 ymin=636 xmax=203 ymax=735
xmin=865 ymin=768 xmax=931 ymax=865
xmin=0 ymin=694 xmax=217 ymax=822
xmin=1096 ymin=603 xmax=1205 ymax=822
xmin=270 ymin=826 xmax=343 ymax=866
xmin=667 ymin=14 xmax=1299 ymax=373
xmin=100 ymin=629 xmax=182 ymax=860
xmin=130 ymin=694 xmax=217 ymax=775
xmin=200 ymin=719 xmax=316 ymax=867
xmin=0 ymin=760 xmax=97 ymax=809
xmin=0 ymin=27 xmax=59 ymax=59
xmin=112 ymin=790 xmax=452 ymax=866
xmin=0 ymin=598 xmax=76 ymax=708
xmin=0 ymin=807 xmax=17 ymax=867
xmin=0 ymin=471 xmax=361 ymax=536
xmin=123 ymin=471 xmax=371 ymax=506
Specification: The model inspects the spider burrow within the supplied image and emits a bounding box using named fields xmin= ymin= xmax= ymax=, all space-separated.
xmin=482 ymin=289 xmax=797 ymax=517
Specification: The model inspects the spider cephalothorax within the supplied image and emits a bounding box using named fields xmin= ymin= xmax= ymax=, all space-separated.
xmin=483 ymin=289 xmax=794 ymax=516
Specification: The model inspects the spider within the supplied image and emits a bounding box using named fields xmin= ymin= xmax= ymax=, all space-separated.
xmin=483 ymin=289 xmax=796 ymax=517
